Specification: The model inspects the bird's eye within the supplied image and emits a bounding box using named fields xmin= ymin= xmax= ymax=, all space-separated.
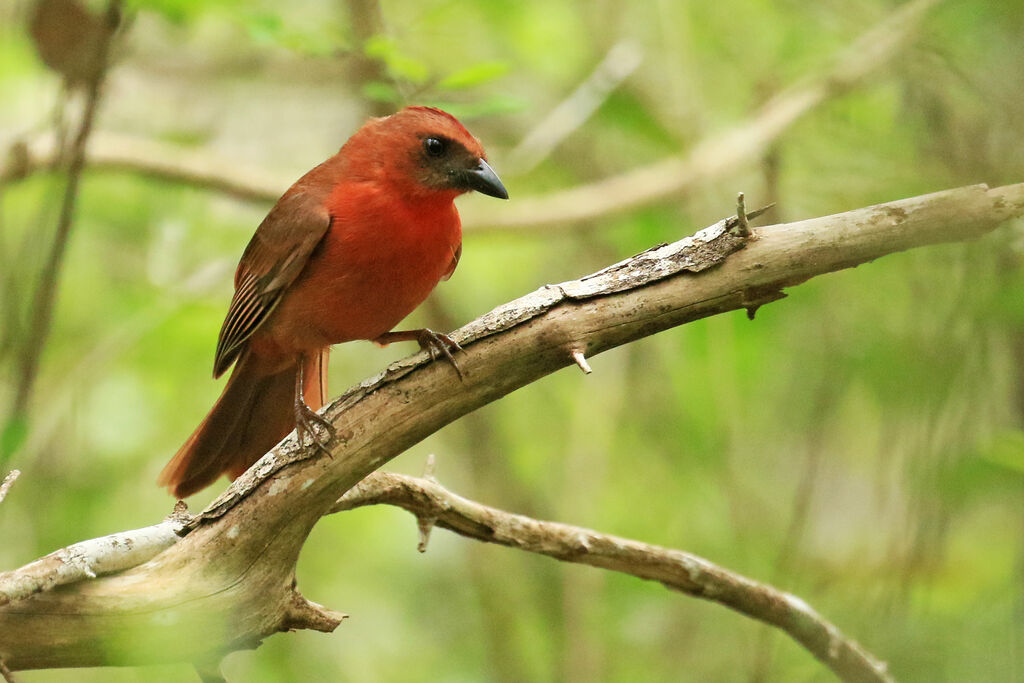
xmin=423 ymin=137 xmax=446 ymax=157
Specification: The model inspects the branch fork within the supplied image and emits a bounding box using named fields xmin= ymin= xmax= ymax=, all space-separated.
xmin=0 ymin=182 xmax=1020 ymax=679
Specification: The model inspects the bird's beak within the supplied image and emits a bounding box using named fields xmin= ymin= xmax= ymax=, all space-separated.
xmin=464 ymin=159 xmax=509 ymax=199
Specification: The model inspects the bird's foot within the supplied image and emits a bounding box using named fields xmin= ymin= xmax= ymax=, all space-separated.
xmin=374 ymin=328 xmax=464 ymax=380
xmin=414 ymin=328 xmax=464 ymax=381
xmin=294 ymin=399 xmax=335 ymax=457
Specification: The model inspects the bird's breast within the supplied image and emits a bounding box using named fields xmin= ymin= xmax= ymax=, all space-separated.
xmin=264 ymin=185 xmax=462 ymax=352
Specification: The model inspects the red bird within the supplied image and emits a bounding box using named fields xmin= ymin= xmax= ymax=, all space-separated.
xmin=159 ymin=107 xmax=507 ymax=498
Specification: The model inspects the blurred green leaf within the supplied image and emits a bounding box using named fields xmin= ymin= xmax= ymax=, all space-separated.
xmin=979 ymin=431 xmax=1024 ymax=475
xmin=362 ymin=80 xmax=402 ymax=104
xmin=125 ymin=0 xmax=220 ymax=24
xmin=425 ymin=94 xmax=528 ymax=119
xmin=364 ymin=35 xmax=429 ymax=85
xmin=241 ymin=12 xmax=284 ymax=46
xmin=940 ymin=432 xmax=1024 ymax=506
xmin=437 ymin=61 xmax=509 ymax=90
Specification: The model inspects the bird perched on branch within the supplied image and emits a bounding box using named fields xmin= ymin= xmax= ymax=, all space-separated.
xmin=159 ymin=107 xmax=508 ymax=498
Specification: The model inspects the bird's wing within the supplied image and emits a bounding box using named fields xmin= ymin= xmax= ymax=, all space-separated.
xmin=213 ymin=191 xmax=331 ymax=377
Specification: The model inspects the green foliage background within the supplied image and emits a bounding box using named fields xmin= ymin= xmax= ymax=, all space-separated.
xmin=1 ymin=0 xmax=1023 ymax=680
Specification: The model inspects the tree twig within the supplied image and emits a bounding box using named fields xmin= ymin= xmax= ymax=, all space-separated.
xmin=0 ymin=130 xmax=286 ymax=203
xmin=505 ymin=40 xmax=644 ymax=174
xmin=0 ymin=471 xmax=19 ymax=507
xmin=334 ymin=471 xmax=893 ymax=683
xmin=458 ymin=0 xmax=941 ymax=232
xmin=341 ymin=0 xmax=395 ymax=118
xmin=0 ymin=502 xmax=190 ymax=607
xmin=0 ymin=0 xmax=939 ymax=234
xmin=8 ymin=0 xmax=121 ymax=442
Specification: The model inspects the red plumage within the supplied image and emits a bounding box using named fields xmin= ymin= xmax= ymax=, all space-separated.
xmin=159 ymin=107 xmax=507 ymax=498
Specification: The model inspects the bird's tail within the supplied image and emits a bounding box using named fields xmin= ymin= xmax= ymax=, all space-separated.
xmin=158 ymin=349 xmax=329 ymax=499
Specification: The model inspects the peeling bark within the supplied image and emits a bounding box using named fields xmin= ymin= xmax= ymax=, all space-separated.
xmin=0 ymin=183 xmax=1021 ymax=676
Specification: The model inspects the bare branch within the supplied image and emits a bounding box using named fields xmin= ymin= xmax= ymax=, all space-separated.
xmin=0 ymin=183 xmax=1019 ymax=672
xmin=341 ymin=0 xmax=395 ymax=118
xmin=0 ymin=502 xmax=190 ymax=607
xmin=335 ymin=472 xmax=893 ymax=683
xmin=0 ymin=0 xmax=939 ymax=234
xmin=0 ymin=130 xmax=285 ymax=204
xmin=459 ymin=0 xmax=941 ymax=232
xmin=9 ymin=0 xmax=121 ymax=428
xmin=505 ymin=40 xmax=644 ymax=174
xmin=0 ymin=471 xmax=19 ymax=507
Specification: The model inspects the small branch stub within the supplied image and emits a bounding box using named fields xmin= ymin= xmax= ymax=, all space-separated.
xmin=0 ymin=657 xmax=17 ymax=683
xmin=0 ymin=470 xmax=21 ymax=506
xmin=417 ymin=454 xmax=439 ymax=552
xmin=416 ymin=515 xmax=437 ymax=553
xmin=422 ymin=453 xmax=437 ymax=483
xmin=733 ymin=192 xmax=751 ymax=237
xmin=571 ymin=348 xmax=593 ymax=374
xmin=281 ymin=592 xmax=347 ymax=634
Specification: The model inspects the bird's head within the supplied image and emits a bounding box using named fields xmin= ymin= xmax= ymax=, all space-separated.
xmin=345 ymin=106 xmax=508 ymax=202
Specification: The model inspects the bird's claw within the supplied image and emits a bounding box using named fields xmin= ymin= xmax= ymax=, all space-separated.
xmin=416 ymin=328 xmax=464 ymax=381
xmin=294 ymin=400 xmax=335 ymax=457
